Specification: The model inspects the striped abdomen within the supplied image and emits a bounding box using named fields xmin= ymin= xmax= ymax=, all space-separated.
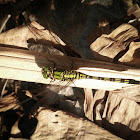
xmin=53 ymin=70 xmax=140 ymax=84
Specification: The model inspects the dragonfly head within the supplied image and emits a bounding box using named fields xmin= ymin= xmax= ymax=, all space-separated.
xmin=42 ymin=66 xmax=52 ymax=79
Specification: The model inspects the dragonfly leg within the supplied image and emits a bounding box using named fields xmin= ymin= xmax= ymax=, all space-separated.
xmin=70 ymin=61 xmax=73 ymax=70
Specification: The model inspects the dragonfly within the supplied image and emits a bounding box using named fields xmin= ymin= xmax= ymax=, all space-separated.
xmin=1 ymin=1 xmax=140 ymax=139
xmin=42 ymin=66 xmax=140 ymax=84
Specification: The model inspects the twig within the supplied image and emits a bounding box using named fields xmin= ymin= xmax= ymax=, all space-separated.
xmin=0 ymin=79 xmax=8 ymax=98
xmin=0 ymin=14 xmax=11 ymax=33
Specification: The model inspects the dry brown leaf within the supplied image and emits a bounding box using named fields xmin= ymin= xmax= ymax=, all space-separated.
xmin=10 ymin=118 xmax=22 ymax=138
xmin=127 ymin=4 xmax=140 ymax=16
xmin=84 ymin=90 xmax=107 ymax=125
xmin=90 ymin=24 xmax=138 ymax=62
xmin=84 ymin=88 xmax=94 ymax=121
xmin=102 ymin=90 xmax=140 ymax=138
xmin=92 ymin=90 xmax=107 ymax=126
xmin=119 ymin=42 xmax=140 ymax=68
xmin=0 ymin=25 xmax=30 ymax=48
xmin=84 ymin=86 xmax=140 ymax=138
xmin=133 ymin=8 xmax=140 ymax=18
xmin=127 ymin=4 xmax=140 ymax=18
xmin=28 ymin=22 xmax=66 ymax=46
xmin=31 ymin=107 xmax=123 ymax=140
xmin=0 ymin=93 xmax=19 ymax=112
xmin=0 ymin=21 xmax=66 ymax=48
xmin=113 ymin=85 xmax=140 ymax=102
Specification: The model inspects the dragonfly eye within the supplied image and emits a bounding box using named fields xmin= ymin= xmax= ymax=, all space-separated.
xmin=44 ymin=66 xmax=51 ymax=72
xmin=42 ymin=67 xmax=51 ymax=79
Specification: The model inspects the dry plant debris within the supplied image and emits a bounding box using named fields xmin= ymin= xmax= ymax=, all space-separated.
xmin=90 ymin=24 xmax=139 ymax=62
xmin=30 ymin=107 xmax=123 ymax=140
xmin=0 ymin=0 xmax=140 ymax=140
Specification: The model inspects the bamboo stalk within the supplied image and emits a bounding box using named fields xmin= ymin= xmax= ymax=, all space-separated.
xmin=0 ymin=47 xmax=140 ymax=91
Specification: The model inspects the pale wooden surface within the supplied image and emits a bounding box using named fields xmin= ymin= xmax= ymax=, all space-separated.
xmin=0 ymin=47 xmax=140 ymax=91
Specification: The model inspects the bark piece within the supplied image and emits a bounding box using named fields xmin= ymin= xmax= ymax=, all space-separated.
xmin=30 ymin=108 xmax=123 ymax=140
xmin=90 ymin=24 xmax=138 ymax=62
xmin=119 ymin=42 xmax=140 ymax=68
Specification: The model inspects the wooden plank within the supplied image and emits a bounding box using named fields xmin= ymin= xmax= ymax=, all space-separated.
xmin=0 ymin=47 xmax=140 ymax=91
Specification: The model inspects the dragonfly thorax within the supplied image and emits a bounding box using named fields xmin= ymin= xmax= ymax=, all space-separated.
xmin=42 ymin=66 xmax=54 ymax=79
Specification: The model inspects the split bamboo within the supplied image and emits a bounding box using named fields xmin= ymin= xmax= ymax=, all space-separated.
xmin=0 ymin=47 xmax=140 ymax=91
